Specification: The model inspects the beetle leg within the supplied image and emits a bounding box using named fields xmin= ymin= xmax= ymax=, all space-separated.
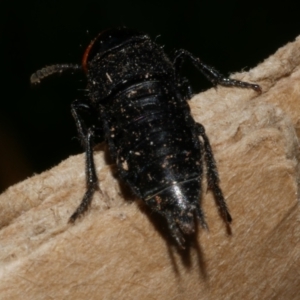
xmin=165 ymin=213 xmax=186 ymax=249
xmin=116 ymin=165 xmax=143 ymax=198
xmin=173 ymin=49 xmax=261 ymax=92
xmin=71 ymin=99 xmax=91 ymax=147
xmin=69 ymin=126 xmax=99 ymax=222
xmin=194 ymin=201 xmax=209 ymax=230
xmin=70 ymin=100 xmax=105 ymax=222
xmin=178 ymin=76 xmax=194 ymax=100
xmin=71 ymin=99 xmax=104 ymax=148
xmin=196 ymin=123 xmax=232 ymax=224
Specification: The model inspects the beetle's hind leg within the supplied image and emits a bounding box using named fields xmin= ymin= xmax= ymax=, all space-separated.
xmin=165 ymin=213 xmax=186 ymax=249
xmin=196 ymin=123 xmax=232 ymax=224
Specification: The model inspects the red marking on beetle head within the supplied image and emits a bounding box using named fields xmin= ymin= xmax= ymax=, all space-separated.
xmin=82 ymin=29 xmax=112 ymax=73
xmin=82 ymin=27 xmax=144 ymax=73
xmin=82 ymin=35 xmax=98 ymax=73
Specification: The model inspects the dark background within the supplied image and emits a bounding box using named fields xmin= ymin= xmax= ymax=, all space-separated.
xmin=0 ymin=0 xmax=299 ymax=193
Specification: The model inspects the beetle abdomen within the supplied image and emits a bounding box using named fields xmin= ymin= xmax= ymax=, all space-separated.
xmin=104 ymin=79 xmax=201 ymax=196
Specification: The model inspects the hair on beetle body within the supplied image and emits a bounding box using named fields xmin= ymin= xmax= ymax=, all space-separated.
xmin=31 ymin=27 xmax=261 ymax=249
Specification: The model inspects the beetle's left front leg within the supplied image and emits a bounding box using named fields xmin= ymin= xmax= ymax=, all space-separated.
xmin=69 ymin=99 xmax=103 ymax=222
xmin=71 ymin=99 xmax=104 ymax=147
xmin=69 ymin=126 xmax=99 ymax=222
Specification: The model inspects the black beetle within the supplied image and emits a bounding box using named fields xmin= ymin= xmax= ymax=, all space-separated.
xmin=31 ymin=27 xmax=261 ymax=248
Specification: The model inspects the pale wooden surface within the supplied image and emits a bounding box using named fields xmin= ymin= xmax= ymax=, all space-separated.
xmin=0 ymin=36 xmax=300 ymax=299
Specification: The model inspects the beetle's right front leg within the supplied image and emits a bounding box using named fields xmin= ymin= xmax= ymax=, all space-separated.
xmin=173 ymin=49 xmax=261 ymax=92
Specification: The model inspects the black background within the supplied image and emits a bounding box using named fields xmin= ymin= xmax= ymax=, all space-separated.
xmin=1 ymin=0 xmax=299 ymax=192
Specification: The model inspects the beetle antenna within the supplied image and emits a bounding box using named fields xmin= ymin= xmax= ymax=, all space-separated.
xmin=30 ymin=64 xmax=82 ymax=84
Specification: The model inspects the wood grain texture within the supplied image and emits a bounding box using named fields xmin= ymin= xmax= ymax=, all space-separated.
xmin=1 ymin=36 xmax=300 ymax=299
